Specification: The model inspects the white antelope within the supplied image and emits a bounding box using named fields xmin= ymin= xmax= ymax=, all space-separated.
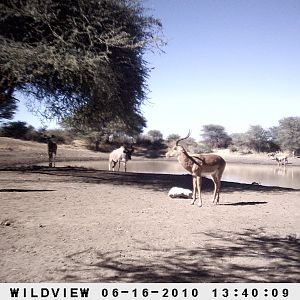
xmin=108 ymin=146 xmax=134 ymax=172
xmin=268 ymin=153 xmax=288 ymax=167
xmin=275 ymin=156 xmax=288 ymax=167
xmin=166 ymin=131 xmax=226 ymax=207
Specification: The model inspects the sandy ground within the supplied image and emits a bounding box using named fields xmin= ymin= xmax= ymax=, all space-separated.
xmin=0 ymin=137 xmax=299 ymax=282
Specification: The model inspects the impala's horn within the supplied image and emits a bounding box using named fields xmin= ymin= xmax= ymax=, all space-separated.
xmin=175 ymin=130 xmax=191 ymax=146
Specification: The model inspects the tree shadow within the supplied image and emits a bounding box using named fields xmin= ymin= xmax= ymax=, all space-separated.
xmin=1 ymin=166 xmax=298 ymax=194
xmin=220 ymin=201 xmax=268 ymax=206
xmin=0 ymin=188 xmax=56 ymax=192
xmin=56 ymin=228 xmax=299 ymax=282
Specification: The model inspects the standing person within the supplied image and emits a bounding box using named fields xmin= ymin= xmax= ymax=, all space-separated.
xmin=47 ymin=135 xmax=57 ymax=167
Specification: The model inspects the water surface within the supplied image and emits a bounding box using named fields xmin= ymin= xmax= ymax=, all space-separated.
xmin=44 ymin=159 xmax=300 ymax=189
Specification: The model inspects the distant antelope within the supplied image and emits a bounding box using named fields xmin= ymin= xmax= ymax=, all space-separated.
xmin=166 ymin=131 xmax=226 ymax=207
xmin=268 ymin=153 xmax=288 ymax=167
xmin=109 ymin=146 xmax=134 ymax=172
xmin=47 ymin=135 xmax=57 ymax=167
xmin=275 ymin=156 xmax=288 ymax=167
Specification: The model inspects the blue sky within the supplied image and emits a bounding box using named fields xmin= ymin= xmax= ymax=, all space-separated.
xmin=13 ymin=0 xmax=300 ymax=139
xmin=142 ymin=0 xmax=300 ymax=138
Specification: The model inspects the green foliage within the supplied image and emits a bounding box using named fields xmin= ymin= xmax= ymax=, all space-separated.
xmin=230 ymin=133 xmax=247 ymax=150
xmin=166 ymin=134 xmax=181 ymax=144
xmin=136 ymin=134 xmax=152 ymax=146
xmin=201 ymin=124 xmax=232 ymax=149
xmin=136 ymin=130 xmax=163 ymax=148
xmin=274 ymin=117 xmax=300 ymax=152
xmin=232 ymin=119 xmax=300 ymax=154
xmin=0 ymin=121 xmax=39 ymax=140
xmin=0 ymin=92 xmax=18 ymax=120
xmin=2 ymin=117 xmax=298 ymax=155
xmin=62 ymin=111 xmax=146 ymax=138
xmin=243 ymin=125 xmax=271 ymax=152
xmin=0 ymin=0 xmax=164 ymax=129
xmin=46 ymin=129 xmax=75 ymax=144
xmin=0 ymin=121 xmax=31 ymax=139
xmin=182 ymin=137 xmax=196 ymax=152
xmin=231 ymin=125 xmax=278 ymax=153
xmin=147 ymin=130 xmax=163 ymax=142
xmin=0 ymin=121 xmax=75 ymax=143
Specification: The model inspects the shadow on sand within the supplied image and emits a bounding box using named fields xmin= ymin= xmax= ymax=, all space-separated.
xmin=0 ymin=188 xmax=56 ymax=192
xmin=1 ymin=165 xmax=298 ymax=195
xmin=57 ymin=228 xmax=299 ymax=282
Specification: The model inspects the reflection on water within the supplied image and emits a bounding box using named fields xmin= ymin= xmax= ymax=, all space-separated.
xmin=48 ymin=159 xmax=300 ymax=189
xmin=223 ymin=163 xmax=300 ymax=189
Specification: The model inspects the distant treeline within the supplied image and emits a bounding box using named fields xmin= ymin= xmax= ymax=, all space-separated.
xmin=1 ymin=116 xmax=299 ymax=155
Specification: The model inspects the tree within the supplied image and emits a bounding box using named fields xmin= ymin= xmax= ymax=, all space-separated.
xmin=265 ymin=126 xmax=280 ymax=152
xmin=62 ymin=108 xmax=146 ymax=137
xmin=244 ymin=125 xmax=270 ymax=152
xmin=230 ymin=133 xmax=247 ymax=151
xmin=0 ymin=93 xmax=17 ymax=120
xmin=166 ymin=133 xmax=181 ymax=144
xmin=0 ymin=121 xmax=34 ymax=139
xmin=147 ymin=130 xmax=163 ymax=142
xmin=0 ymin=0 xmax=164 ymax=128
xmin=275 ymin=117 xmax=300 ymax=153
xmin=201 ymin=124 xmax=232 ymax=149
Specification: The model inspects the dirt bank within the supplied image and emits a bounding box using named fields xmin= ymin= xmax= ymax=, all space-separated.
xmin=1 ymin=137 xmax=300 ymax=168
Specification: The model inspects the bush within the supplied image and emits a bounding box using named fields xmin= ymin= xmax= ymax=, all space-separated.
xmin=0 ymin=121 xmax=34 ymax=139
xmin=229 ymin=145 xmax=238 ymax=152
xmin=45 ymin=129 xmax=74 ymax=144
xmin=0 ymin=121 xmax=77 ymax=145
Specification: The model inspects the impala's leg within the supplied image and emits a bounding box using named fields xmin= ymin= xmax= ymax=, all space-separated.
xmin=212 ymin=171 xmax=223 ymax=204
xmin=124 ymin=161 xmax=127 ymax=172
xmin=117 ymin=160 xmax=121 ymax=171
xmin=215 ymin=179 xmax=221 ymax=204
xmin=211 ymin=173 xmax=218 ymax=203
xmin=191 ymin=175 xmax=197 ymax=205
xmin=196 ymin=176 xmax=202 ymax=207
